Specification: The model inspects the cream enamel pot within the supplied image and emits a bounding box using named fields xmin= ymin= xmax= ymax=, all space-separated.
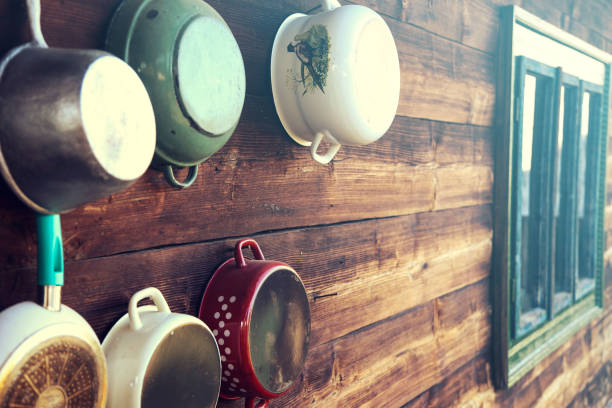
xmin=0 ymin=215 xmax=107 ymax=408
xmin=0 ymin=0 xmax=156 ymax=213
xmin=271 ymin=0 xmax=400 ymax=164
xmin=199 ymin=239 xmax=311 ymax=408
xmin=102 ymin=287 xmax=221 ymax=408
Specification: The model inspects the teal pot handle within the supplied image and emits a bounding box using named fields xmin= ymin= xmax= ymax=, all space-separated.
xmin=36 ymin=214 xmax=63 ymax=286
xmin=163 ymin=164 xmax=198 ymax=189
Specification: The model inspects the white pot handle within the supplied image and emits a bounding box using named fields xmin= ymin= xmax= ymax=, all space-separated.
xmin=311 ymin=130 xmax=341 ymax=164
xmin=320 ymin=0 xmax=341 ymax=11
xmin=26 ymin=0 xmax=48 ymax=47
xmin=129 ymin=287 xmax=171 ymax=331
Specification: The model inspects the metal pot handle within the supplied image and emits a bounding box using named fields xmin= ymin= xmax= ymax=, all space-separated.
xmin=246 ymin=397 xmax=269 ymax=408
xmin=26 ymin=0 xmax=48 ymax=47
xmin=129 ymin=287 xmax=171 ymax=331
xmin=235 ymin=239 xmax=265 ymax=268
xmin=163 ymin=164 xmax=198 ymax=189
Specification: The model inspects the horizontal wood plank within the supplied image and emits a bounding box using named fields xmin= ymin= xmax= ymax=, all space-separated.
xmin=401 ymin=307 xmax=612 ymax=408
xmin=353 ymin=0 xmax=603 ymax=59
xmin=0 ymin=1 xmax=611 ymax=407
xmin=0 ymin=103 xmax=493 ymax=268
xmin=400 ymin=355 xmax=493 ymax=408
xmin=275 ymin=280 xmax=491 ymax=407
xmin=386 ymin=0 xmax=499 ymax=53
xmin=567 ymin=361 xmax=612 ymax=408
xmin=391 ymin=17 xmax=496 ymax=126
xmin=0 ymin=205 xmax=492 ymax=343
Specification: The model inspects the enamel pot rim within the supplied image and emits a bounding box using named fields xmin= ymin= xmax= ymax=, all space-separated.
xmin=102 ymin=287 xmax=222 ymax=408
xmin=198 ymin=239 xmax=311 ymax=405
xmin=0 ymin=305 xmax=107 ymax=407
xmin=105 ymin=0 xmax=246 ymax=189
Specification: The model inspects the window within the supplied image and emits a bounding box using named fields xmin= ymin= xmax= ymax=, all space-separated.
xmin=492 ymin=6 xmax=610 ymax=389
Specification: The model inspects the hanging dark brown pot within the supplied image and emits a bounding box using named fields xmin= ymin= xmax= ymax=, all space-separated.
xmin=0 ymin=0 xmax=156 ymax=213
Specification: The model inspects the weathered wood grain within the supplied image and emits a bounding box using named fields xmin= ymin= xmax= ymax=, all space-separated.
xmin=0 ymin=205 xmax=492 ymax=343
xmin=400 ymin=355 xmax=493 ymax=408
xmin=0 ymin=206 xmax=493 ymax=408
xmin=350 ymin=0 xmax=602 ymax=59
xmin=0 ymin=1 xmax=611 ymax=408
xmin=396 ymin=0 xmax=500 ymax=53
xmin=390 ymin=17 xmax=496 ymax=126
xmin=567 ymin=361 xmax=612 ymax=408
xmin=401 ymin=307 xmax=612 ymax=408
xmin=267 ymin=280 xmax=490 ymax=408
xmin=307 ymin=206 xmax=491 ymax=345
xmin=527 ymin=313 xmax=611 ymax=408
xmin=0 ymin=103 xmax=493 ymax=269
xmin=345 ymin=0 xmax=501 ymax=52
xmin=603 ymin=248 xmax=612 ymax=308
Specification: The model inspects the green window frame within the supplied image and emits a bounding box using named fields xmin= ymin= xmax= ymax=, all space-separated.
xmin=492 ymin=6 xmax=610 ymax=389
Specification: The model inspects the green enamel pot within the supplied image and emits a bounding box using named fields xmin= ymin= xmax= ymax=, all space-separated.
xmin=106 ymin=0 xmax=246 ymax=188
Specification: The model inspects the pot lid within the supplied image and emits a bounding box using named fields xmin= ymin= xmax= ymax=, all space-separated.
xmin=175 ymin=15 xmax=246 ymax=136
xmin=81 ymin=55 xmax=156 ymax=181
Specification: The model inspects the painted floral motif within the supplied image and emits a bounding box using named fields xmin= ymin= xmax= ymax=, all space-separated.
xmin=287 ymin=24 xmax=330 ymax=94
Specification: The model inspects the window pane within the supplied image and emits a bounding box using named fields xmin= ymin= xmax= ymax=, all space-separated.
xmin=520 ymin=75 xmax=535 ymax=214
xmin=576 ymin=92 xmax=600 ymax=298
xmin=518 ymin=74 xmax=548 ymax=334
xmin=552 ymin=85 xmax=577 ymax=315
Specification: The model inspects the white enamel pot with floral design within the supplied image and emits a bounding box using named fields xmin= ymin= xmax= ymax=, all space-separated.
xmin=270 ymin=0 xmax=400 ymax=164
xmin=102 ymin=287 xmax=221 ymax=408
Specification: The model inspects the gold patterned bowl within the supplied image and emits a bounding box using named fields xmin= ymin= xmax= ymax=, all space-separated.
xmin=0 ymin=304 xmax=107 ymax=408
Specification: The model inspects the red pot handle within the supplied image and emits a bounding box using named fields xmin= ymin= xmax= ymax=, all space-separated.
xmin=246 ymin=397 xmax=269 ymax=408
xmin=235 ymin=238 xmax=265 ymax=268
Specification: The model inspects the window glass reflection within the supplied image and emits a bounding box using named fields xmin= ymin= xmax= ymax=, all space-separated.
xmin=552 ymin=85 xmax=576 ymax=315
xmin=577 ymin=92 xmax=599 ymax=298
xmin=521 ymin=75 xmax=536 ymax=215
xmin=519 ymin=74 xmax=548 ymax=333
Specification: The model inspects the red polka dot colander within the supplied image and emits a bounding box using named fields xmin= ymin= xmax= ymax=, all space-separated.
xmin=199 ymin=239 xmax=311 ymax=408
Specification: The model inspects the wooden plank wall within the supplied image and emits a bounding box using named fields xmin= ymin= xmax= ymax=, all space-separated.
xmin=0 ymin=0 xmax=611 ymax=406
